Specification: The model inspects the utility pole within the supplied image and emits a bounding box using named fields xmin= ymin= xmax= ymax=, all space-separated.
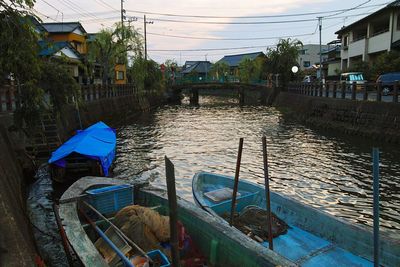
xmin=144 ymin=15 xmax=154 ymax=60
xmin=144 ymin=15 xmax=147 ymax=60
xmin=120 ymin=0 xmax=125 ymax=27
xmin=318 ymin=17 xmax=323 ymax=81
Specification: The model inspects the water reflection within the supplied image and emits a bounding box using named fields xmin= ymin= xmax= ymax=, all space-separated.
xmin=114 ymin=96 xmax=400 ymax=232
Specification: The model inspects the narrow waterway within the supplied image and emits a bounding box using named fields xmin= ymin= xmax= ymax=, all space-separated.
xmin=113 ymin=96 xmax=400 ymax=233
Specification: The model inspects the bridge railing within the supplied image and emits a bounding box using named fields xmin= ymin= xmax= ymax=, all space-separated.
xmin=175 ymin=76 xmax=268 ymax=86
xmin=288 ymin=81 xmax=399 ymax=103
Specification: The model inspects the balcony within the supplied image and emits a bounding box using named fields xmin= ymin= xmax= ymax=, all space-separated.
xmin=348 ymin=38 xmax=366 ymax=58
xmin=368 ymin=31 xmax=390 ymax=54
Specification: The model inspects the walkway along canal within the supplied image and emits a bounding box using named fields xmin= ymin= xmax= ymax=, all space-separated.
xmin=113 ymin=95 xmax=400 ymax=235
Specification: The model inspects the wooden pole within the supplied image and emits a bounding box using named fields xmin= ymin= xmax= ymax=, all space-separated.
xmin=229 ymin=138 xmax=244 ymax=226
xmin=165 ymin=156 xmax=181 ymax=267
xmin=372 ymin=148 xmax=380 ymax=267
xmin=262 ymin=136 xmax=274 ymax=250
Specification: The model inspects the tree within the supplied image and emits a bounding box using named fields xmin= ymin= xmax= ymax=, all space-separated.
xmin=370 ymin=51 xmax=400 ymax=80
xmin=210 ymin=61 xmax=229 ymax=81
xmin=266 ymin=38 xmax=303 ymax=87
xmin=238 ymin=56 xmax=266 ymax=83
xmin=88 ymin=23 xmax=143 ymax=85
xmin=129 ymin=57 xmax=163 ymax=92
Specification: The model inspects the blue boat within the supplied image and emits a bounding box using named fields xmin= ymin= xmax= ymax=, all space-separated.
xmin=49 ymin=122 xmax=116 ymax=183
xmin=192 ymin=172 xmax=400 ymax=267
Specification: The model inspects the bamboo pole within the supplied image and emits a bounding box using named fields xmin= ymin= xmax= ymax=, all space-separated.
xmin=372 ymin=148 xmax=380 ymax=267
xmin=165 ymin=156 xmax=181 ymax=267
xmin=229 ymin=138 xmax=244 ymax=226
xmin=82 ymin=201 xmax=151 ymax=262
xmin=262 ymin=136 xmax=274 ymax=250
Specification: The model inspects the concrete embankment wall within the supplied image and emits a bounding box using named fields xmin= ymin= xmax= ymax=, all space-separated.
xmin=274 ymin=92 xmax=400 ymax=143
xmin=59 ymin=91 xmax=165 ymax=139
xmin=0 ymin=115 xmax=37 ymax=266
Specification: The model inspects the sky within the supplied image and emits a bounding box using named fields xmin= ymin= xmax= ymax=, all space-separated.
xmin=32 ymin=0 xmax=393 ymax=64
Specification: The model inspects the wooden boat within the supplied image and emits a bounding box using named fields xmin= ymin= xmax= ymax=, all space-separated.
xmin=192 ymin=172 xmax=400 ymax=267
xmin=49 ymin=122 xmax=116 ymax=183
xmin=58 ymin=176 xmax=295 ymax=267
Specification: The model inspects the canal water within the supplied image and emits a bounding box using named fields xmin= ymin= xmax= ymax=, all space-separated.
xmin=113 ymin=96 xmax=400 ymax=233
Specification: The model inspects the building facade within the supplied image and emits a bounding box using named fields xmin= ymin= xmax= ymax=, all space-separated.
xmin=297 ymin=44 xmax=328 ymax=71
xmin=335 ymin=1 xmax=400 ymax=71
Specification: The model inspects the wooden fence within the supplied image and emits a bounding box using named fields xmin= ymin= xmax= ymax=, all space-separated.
xmin=288 ymin=81 xmax=399 ymax=103
xmin=0 ymin=84 xmax=142 ymax=113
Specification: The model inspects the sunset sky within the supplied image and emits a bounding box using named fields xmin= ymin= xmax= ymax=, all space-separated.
xmin=33 ymin=0 xmax=392 ymax=64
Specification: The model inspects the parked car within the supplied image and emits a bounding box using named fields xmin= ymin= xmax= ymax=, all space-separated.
xmin=303 ymin=75 xmax=317 ymax=83
xmin=376 ymin=72 xmax=400 ymax=95
xmin=340 ymin=72 xmax=366 ymax=91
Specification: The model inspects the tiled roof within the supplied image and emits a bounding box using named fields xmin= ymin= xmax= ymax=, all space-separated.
xmin=217 ymin=52 xmax=264 ymax=67
xmin=181 ymin=61 xmax=212 ymax=74
xmin=38 ymin=41 xmax=80 ymax=58
xmin=42 ymin=22 xmax=86 ymax=34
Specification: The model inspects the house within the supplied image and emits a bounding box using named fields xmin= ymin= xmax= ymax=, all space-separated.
xmin=87 ymin=33 xmax=127 ymax=85
xmin=42 ymin=22 xmax=87 ymax=55
xmin=181 ymin=61 xmax=212 ymax=81
xmin=297 ymin=44 xmax=328 ymax=70
xmin=218 ymin=52 xmax=265 ymax=77
xmin=321 ymin=40 xmax=341 ymax=78
xmin=335 ymin=0 xmax=400 ymax=71
xmin=41 ymin=22 xmax=87 ymax=83
xmin=38 ymin=41 xmax=82 ymax=79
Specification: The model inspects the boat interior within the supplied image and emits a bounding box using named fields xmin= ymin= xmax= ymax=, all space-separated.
xmin=194 ymin=172 xmax=390 ymax=267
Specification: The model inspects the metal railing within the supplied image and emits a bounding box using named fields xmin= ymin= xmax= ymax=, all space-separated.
xmin=287 ymin=81 xmax=399 ymax=103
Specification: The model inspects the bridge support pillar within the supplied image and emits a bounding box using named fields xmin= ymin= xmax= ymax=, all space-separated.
xmin=239 ymin=87 xmax=245 ymax=106
xmin=190 ymin=88 xmax=199 ymax=105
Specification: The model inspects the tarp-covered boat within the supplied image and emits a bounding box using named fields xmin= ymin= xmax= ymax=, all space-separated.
xmin=58 ymin=177 xmax=295 ymax=267
xmin=49 ymin=122 xmax=116 ymax=182
xmin=193 ymin=172 xmax=400 ymax=267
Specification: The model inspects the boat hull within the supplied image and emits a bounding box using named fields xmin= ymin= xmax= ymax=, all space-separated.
xmin=59 ymin=177 xmax=294 ymax=267
xmin=193 ymin=172 xmax=400 ymax=267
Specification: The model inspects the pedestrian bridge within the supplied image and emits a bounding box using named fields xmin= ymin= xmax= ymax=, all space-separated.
xmin=168 ymin=81 xmax=274 ymax=105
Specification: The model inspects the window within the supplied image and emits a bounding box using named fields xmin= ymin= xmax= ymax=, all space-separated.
xmin=303 ymin=61 xmax=311 ymax=68
xmin=116 ymin=71 xmax=124 ymax=80
xmin=397 ymin=13 xmax=400 ymax=30
xmin=343 ymin=36 xmax=349 ymax=47
xmin=299 ymin=49 xmax=308 ymax=55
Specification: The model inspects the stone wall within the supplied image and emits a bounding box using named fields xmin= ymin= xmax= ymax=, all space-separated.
xmin=274 ymin=92 xmax=400 ymax=143
xmin=0 ymin=115 xmax=36 ymax=266
xmin=58 ymin=91 xmax=165 ymax=139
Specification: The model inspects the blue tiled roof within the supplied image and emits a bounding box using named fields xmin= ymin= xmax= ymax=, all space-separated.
xmin=181 ymin=61 xmax=212 ymax=74
xmin=38 ymin=41 xmax=80 ymax=58
xmin=42 ymin=22 xmax=86 ymax=34
xmin=218 ymin=52 xmax=264 ymax=67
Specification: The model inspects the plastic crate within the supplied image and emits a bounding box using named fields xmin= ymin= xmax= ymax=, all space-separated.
xmin=86 ymin=184 xmax=133 ymax=215
xmin=146 ymin=250 xmax=170 ymax=267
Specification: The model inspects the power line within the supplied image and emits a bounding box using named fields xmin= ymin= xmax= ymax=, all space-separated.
xmin=148 ymin=45 xmax=274 ymax=52
xmin=125 ymin=2 xmax=388 ymax=19
xmin=146 ymin=31 xmax=316 ymax=41
xmin=322 ymin=0 xmax=372 ymax=18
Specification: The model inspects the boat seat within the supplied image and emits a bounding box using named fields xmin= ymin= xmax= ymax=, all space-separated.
xmin=209 ymin=191 xmax=261 ymax=215
xmin=204 ymin=187 xmax=241 ymax=203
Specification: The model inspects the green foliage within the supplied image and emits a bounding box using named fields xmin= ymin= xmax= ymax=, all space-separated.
xmin=348 ymin=61 xmax=371 ymax=80
xmin=39 ymin=61 xmax=80 ymax=113
xmin=88 ymin=22 xmax=143 ymax=85
xmin=129 ymin=57 xmax=163 ymax=92
xmin=266 ymin=38 xmax=303 ymax=87
xmin=370 ymin=51 xmax=400 ymax=80
xmin=238 ymin=56 xmax=266 ymax=83
xmin=210 ymin=61 xmax=229 ymax=80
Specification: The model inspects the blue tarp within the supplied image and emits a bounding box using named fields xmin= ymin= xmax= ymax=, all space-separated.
xmin=48 ymin=122 xmax=116 ymax=176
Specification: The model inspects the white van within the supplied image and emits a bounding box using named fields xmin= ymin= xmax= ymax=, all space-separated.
xmin=340 ymin=72 xmax=366 ymax=90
